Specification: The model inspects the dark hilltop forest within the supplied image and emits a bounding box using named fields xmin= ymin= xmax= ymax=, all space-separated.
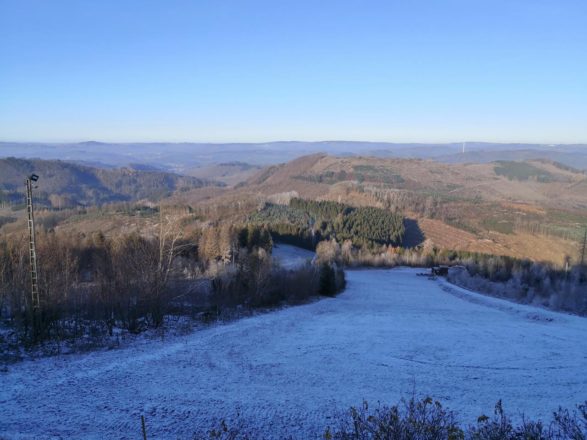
xmin=0 ymin=157 xmax=217 ymax=208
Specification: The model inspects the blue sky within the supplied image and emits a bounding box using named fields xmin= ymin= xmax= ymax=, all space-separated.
xmin=1 ymin=0 xmax=586 ymax=143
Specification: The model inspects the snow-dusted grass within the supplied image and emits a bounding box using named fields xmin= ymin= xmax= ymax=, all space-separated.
xmin=272 ymin=243 xmax=315 ymax=270
xmin=1 ymin=267 xmax=586 ymax=439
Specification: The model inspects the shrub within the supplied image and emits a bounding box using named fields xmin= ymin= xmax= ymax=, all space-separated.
xmin=326 ymin=398 xmax=587 ymax=440
xmin=326 ymin=398 xmax=464 ymax=440
xmin=319 ymin=263 xmax=337 ymax=296
xmin=468 ymin=399 xmax=587 ymax=440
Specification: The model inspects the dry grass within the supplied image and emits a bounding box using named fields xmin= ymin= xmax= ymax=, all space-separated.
xmin=416 ymin=218 xmax=579 ymax=264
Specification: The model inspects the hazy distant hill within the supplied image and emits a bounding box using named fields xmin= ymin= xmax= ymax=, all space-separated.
xmin=435 ymin=149 xmax=587 ymax=170
xmin=185 ymin=162 xmax=261 ymax=186
xmin=1 ymin=141 xmax=585 ymax=170
xmin=0 ymin=158 xmax=217 ymax=207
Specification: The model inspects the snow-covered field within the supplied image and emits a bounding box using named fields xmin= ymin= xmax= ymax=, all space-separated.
xmin=1 ymin=267 xmax=586 ymax=439
xmin=272 ymin=243 xmax=315 ymax=269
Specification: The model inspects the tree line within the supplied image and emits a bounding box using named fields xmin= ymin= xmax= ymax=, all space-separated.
xmin=0 ymin=217 xmax=344 ymax=347
xmin=315 ymin=237 xmax=587 ymax=316
xmin=0 ymin=157 xmax=216 ymax=209
xmin=249 ymin=198 xmax=405 ymax=250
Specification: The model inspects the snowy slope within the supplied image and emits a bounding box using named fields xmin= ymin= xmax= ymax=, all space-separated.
xmin=272 ymin=244 xmax=315 ymax=270
xmin=1 ymin=268 xmax=586 ymax=439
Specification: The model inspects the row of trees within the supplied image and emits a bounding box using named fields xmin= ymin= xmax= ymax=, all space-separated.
xmin=513 ymin=219 xmax=585 ymax=242
xmin=366 ymin=187 xmax=453 ymax=219
xmin=333 ymin=206 xmax=404 ymax=246
xmin=290 ymin=198 xmax=349 ymax=219
xmin=1 ymin=213 xmax=191 ymax=342
xmin=0 ymin=157 xmax=215 ymax=209
xmin=198 ymin=223 xmax=273 ymax=265
xmin=448 ymin=256 xmax=587 ymax=315
xmin=293 ymin=165 xmax=405 ymax=186
xmin=0 ymin=214 xmax=344 ymax=345
xmin=249 ymin=198 xmax=405 ymax=249
xmin=211 ymin=248 xmax=345 ymax=310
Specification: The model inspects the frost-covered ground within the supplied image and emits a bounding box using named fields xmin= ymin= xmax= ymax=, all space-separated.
xmin=1 ymin=267 xmax=586 ymax=439
xmin=272 ymin=243 xmax=315 ymax=269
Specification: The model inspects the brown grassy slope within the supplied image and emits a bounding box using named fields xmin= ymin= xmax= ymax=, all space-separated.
xmin=287 ymin=155 xmax=587 ymax=214
xmin=239 ymin=154 xmax=587 ymax=264
xmin=302 ymin=156 xmax=586 ymax=208
xmin=185 ymin=162 xmax=261 ymax=187
xmin=0 ymin=209 xmax=159 ymax=239
xmin=414 ymin=218 xmax=578 ymax=265
xmin=247 ymin=153 xmax=587 ymax=203
xmin=244 ymin=154 xmax=332 ymax=198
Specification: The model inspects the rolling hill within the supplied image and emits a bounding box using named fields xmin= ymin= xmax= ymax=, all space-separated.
xmin=217 ymin=154 xmax=587 ymax=264
xmin=436 ymin=149 xmax=587 ymax=170
xmin=184 ymin=162 xmax=261 ymax=186
xmin=2 ymin=153 xmax=585 ymax=265
xmin=0 ymin=157 xmax=219 ymax=208
xmin=241 ymin=154 xmax=587 ymax=209
xmin=2 ymin=141 xmax=586 ymax=170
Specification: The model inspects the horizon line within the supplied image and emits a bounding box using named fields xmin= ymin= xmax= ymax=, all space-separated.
xmin=1 ymin=139 xmax=586 ymax=146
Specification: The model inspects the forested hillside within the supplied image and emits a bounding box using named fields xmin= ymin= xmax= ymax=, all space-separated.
xmin=0 ymin=158 xmax=218 ymax=207
xmin=226 ymin=154 xmax=586 ymax=264
xmin=249 ymin=198 xmax=405 ymax=249
xmin=2 ymin=154 xmax=585 ymax=265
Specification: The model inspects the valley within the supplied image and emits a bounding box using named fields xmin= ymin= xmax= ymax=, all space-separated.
xmin=1 ymin=148 xmax=586 ymax=439
xmin=2 ymin=152 xmax=586 ymax=265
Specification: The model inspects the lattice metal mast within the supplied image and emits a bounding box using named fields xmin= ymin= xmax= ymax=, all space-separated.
xmin=26 ymin=174 xmax=40 ymax=313
xmin=581 ymin=227 xmax=587 ymax=266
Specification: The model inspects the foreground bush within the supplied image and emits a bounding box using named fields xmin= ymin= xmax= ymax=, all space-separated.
xmin=0 ymin=219 xmax=328 ymax=346
xmin=327 ymin=398 xmax=587 ymax=440
xmin=326 ymin=398 xmax=463 ymax=440
xmin=210 ymin=250 xmax=345 ymax=309
xmin=205 ymin=398 xmax=587 ymax=440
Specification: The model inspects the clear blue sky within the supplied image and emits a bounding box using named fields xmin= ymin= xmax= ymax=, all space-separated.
xmin=1 ymin=0 xmax=586 ymax=143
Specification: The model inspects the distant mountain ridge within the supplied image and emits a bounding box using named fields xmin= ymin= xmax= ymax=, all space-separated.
xmin=185 ymin=161 xmax=262 ymax=186
xmin=435 ymin=149 xmax=587 ymax=170
xmin=1 ymin=141 xmax=586 ymax=170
